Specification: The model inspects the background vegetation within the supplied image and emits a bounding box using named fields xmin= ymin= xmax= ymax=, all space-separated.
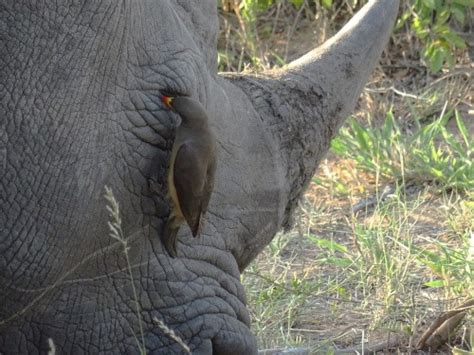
xmin=218 ymin=0 xmax=473 ymax=353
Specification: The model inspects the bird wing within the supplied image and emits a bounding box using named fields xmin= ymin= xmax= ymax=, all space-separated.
xmin=173 ymin=142 xmax=206 ymax=237
xmin=201 ymin=152 xmax=216 ymax=215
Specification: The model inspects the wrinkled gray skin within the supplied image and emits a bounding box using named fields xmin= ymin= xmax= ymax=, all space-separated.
xmin=0 ymin=1 xmax=398 ymax=353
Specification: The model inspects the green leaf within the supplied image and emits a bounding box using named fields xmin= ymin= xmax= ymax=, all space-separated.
xmin=424 ymin=279 xmax=445 ymax=288
xmin=430 ymin=167 xmax=444 ymax=178
xmin=331 ymin=138 xmax=348 ymax=155
xmin=352 ymin=123 xmax=371 ymax=152
xmin=440 ymin=31 xmax=467 ymax=49
xmin=428 ymin=46 xmax=446 ymax=73
xmin=307 ymin=235 xmax=348 ymax=253
xmin=454 ymin=111 xmax=471 ymax=147
xmin=257 ymin=0 xmax=274 ymax=11
xmin=435 ymin=9 xmax=450 ymax=25
xmin=383 ymin=111 xmax=395 ymax=139
xmin=453 ymin=0 xmax=474 ymax=6
xmin=321 ymin=0 xmax=333 ymax=9
xmin=395 ymin=11 xmax=411 ymax=30
xmin=334 ymin=181 xmax=349 ymax=194
xmin=422 ymin=0 xmax=437 ymax=9
xmin=451 ymin=4 xmax=466 ymax=24
xmin=444 ymin=51 xmax=455 ymax=69
xmin=327 ymin=256 xmax=352 ymax=267
xmin=290 ymin=0 xmax=304 ymax=8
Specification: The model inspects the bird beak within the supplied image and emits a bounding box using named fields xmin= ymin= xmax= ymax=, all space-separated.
xmin=161 ymin=95 xmax=174 ymax=109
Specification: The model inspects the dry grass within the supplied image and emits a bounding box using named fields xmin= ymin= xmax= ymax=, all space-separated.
xmin=244 ymin=166 xmax=473 ymax=352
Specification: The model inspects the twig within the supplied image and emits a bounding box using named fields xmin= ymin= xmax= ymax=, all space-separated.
xmin=47 ymin=338 xmax=56 ymax=355
xmin=289 ymin=328 xmax=329 ymax=334
xmin=153 ymin=317 xmax=191 ymax=354
xmin=426 ymin=69 xmax=471 ymax=87
xmin=364 ymin=86 xmax=428 ymax=101
xmin=416 ymin=298 xmax=474 ymax=350
xmin=334 ymin=332 xmax=411 ymax=354
xmin=259 ymin=347 xmax=310 ymax=354
xmin=380 ymin=63 xmax=425 ymax=71
xmin=351 ymin=185 xmax=394 ymax=213
xmin=284 ymin=1 xmax=306 ymax=61
xmin=269 ymin=1 xmax=282 ymax=45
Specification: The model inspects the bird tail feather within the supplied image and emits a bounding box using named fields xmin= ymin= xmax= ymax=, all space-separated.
xmin=191 ymin=215 xmax=203 ymax=238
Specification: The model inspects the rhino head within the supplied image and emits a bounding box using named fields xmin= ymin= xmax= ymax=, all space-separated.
xmin=0 ymin=0 xmax=398 ymax=353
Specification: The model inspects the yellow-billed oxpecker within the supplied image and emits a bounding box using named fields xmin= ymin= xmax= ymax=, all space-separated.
xmin=160 ymin=94 xmax=217 ymax=257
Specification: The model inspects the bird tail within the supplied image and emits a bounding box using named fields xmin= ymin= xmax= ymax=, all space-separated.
xmin=162 ymin=217 xmax=180 ymax=258
xmin=191 ymin=215 xmax=203 ymax=238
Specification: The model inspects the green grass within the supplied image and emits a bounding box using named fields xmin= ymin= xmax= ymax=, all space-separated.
xmin=244 ymin=187 xmax=472 ymax=352
xmin=413 ymin=193 xmax=473 ymax=296
xmin=243 ymin=103 xmax=473 ymax=352
xmin=331 ymin=108 xmax=473 ymax=193
xmin=223 ymin=3 xmax=474 ymax=351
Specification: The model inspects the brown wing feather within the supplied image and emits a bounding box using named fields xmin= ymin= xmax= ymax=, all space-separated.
xmin=173 ymin=142 xmax=205 ymax=237
xmin=200 ymin=153 xmax=216 ymax=215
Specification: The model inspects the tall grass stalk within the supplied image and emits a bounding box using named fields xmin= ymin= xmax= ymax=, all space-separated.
xmin=104 ymin=186 xmax=146 ymax=355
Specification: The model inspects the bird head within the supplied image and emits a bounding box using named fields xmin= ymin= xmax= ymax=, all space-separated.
xmin=161 ymin=95 xmax=174 ymax=110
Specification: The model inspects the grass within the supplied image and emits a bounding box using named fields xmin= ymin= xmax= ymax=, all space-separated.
xmin=104 ymin=187 xmax=191 ymax=354
xmin=105 ymin=186 xmax=147 ymax=355
xmin=242 ymin=87 xmax=473 ymax=352
xmin=223 ymin=3 xmax=473 ymax=350
xmin=331 ymin=107 xmax=473 ymax=193
xmin=244 ymin=168 xmax=472 ymax=352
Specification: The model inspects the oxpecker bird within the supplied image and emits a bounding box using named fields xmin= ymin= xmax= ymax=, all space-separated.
xmin=161 ymin=94 xmax=217 ymax=257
